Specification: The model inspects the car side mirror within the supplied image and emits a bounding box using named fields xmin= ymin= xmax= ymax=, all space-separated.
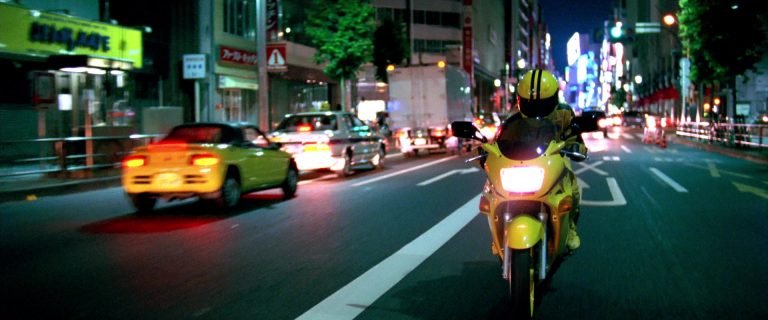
xmin=451 ymin=121 xmax=488 ymax=143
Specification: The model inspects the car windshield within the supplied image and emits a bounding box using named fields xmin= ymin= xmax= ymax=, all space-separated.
xmin=162 ymin=125 xmax=236 ymax=144
xmin=276 ymin=115 xmax=338 ymax=132
xmin=496 ymin=117 xmax=558 ymax=160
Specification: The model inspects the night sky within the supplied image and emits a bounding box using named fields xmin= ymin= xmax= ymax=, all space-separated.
xmin=540 ymin=0 xmax=615 ymax=73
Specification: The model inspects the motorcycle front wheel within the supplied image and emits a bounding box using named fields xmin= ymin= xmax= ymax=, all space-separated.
xmin=509 ymin=249 xmax=534 ymax=319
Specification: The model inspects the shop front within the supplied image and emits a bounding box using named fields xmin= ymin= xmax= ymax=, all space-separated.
xmin=0 ymin=2 xmax=143 ymax=140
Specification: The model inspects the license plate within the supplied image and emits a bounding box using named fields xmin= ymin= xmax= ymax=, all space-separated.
xmin=154 ymin=173 xmax=182 ymax=187
xmin=414 ymin=138 xmax=427 ymax=145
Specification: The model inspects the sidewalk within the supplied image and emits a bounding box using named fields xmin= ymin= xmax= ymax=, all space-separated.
xmin=0 ymin=169 xmax=122 ymax=203
xmin=1 ymin=135 xmax=766 ymax=203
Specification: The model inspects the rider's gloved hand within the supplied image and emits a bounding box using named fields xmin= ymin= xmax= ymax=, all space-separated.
xmin=565 ymin=143 xmax=588 ymax=162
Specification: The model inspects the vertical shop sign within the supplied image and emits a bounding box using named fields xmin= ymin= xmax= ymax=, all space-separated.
xmin=462 ymin=1 xmax=473 ymax=78
xmin=266 ymin=0 xmax=280 ymax=41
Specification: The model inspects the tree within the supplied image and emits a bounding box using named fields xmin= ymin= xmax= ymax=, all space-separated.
xmin=679 ymin=0 xmax=768 ymax=119
xmin=306 ymin=0 xmax=375 ymax=111
xmin=373 ymin=17 xmax=408 ymax=83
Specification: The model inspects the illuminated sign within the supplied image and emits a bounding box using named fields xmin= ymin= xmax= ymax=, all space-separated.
xmin=566 ymin=32 xmax=581 ymax=67
xmin=0 ymin=3 xmax=142 ymax=68
xmin=220 ymin=45 xmax=258 ymax=66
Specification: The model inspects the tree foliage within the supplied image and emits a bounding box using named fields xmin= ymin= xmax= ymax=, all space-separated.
xmin=679 ymin=0 xmax=768 ymax=84
xmin=373 ymin=17 xmax=408 ymax=83
xmin=305 ymin=0 xmax=375 ymax=81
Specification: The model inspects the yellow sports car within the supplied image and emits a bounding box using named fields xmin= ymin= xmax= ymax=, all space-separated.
xmin=122 ymin=122 xmax=298 ymax=212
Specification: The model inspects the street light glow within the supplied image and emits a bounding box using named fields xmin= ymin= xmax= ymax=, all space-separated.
xmin=663 ymin=14 xmax=676 ymax=26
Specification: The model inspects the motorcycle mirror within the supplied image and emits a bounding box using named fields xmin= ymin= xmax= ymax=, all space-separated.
xmin=451 ymin=121 xmax=488 ymax=143
xmin=572 ymin=115 xmax=600 ymax=134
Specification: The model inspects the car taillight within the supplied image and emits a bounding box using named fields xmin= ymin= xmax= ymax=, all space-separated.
xmin=297 ymin=124 xmax=313 ymax=132
xmin=598 ymin=118 xmax=609 ymax=128
xmin=122 ymin=155 xmax=147 ymax=168
xmin=500 ymin=166 xmax=545 ymax=193
xmin=431 ymin=128 xmax=447 ymax=137
xmin=395 ymin=129 xmax=408 ymax=139
xmin=190 ymin=153 xmax=220 ymax=166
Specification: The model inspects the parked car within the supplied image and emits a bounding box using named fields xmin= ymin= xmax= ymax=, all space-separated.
xmin=269 ymin=111 xmax=386 ymax=177
xmin=122 ymin=122 xmax=298 ymax=212
xmin=622 ymin=111 xmax=645 ymax=127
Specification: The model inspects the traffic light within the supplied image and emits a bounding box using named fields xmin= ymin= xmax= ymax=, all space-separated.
xmin=610 ymin=22 xmax=623 ymax=40
xmin=608 ymin=21 xmax=634 ymax=43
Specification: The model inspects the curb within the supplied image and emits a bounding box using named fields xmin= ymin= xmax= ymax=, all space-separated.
xmin=0 ymin=175 xmax=121 ymax=203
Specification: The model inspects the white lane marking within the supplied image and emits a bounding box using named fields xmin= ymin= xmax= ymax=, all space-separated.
xmin=706 ymin=160 xmax=720 ymax=178
xmin=298 ymin=174 xmax=336 ymax=185
xmin=682 ymin=162 xmax=752 ymax=179
xmin=602 ymin=156 xmax=620 ymax=161
xmin=577 ymin=177 xmax=590 ymax=189
xmin=296 ymin=194 xmax=482 ymax=320
xmin=574 ymin=160 xmax=609 ymax=176
xmin=581 ymin=177 xmax=627 ymax=206
xmin=649 ymin=167 xmax=689 ymax=193
xmin=620 ymin=145 xmax=632 ymax=153
xmin=417 ymin=167 xmax=480 ymax=186
xmin=622 ymin=133 xmax=635 ymax=140
xmin=351 ymin=156 xmax=457 ymax=187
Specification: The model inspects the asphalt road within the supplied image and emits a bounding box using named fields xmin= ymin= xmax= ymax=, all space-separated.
xmin=1 ymin=128 xmax=767 ymax=319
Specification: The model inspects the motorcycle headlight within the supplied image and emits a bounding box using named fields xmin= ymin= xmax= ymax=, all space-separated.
xmin=500 ymin=166 xmax=545 ymax=193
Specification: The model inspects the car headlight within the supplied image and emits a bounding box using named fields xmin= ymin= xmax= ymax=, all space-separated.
xmin=500 ymin=166 xmax=545 ymax=193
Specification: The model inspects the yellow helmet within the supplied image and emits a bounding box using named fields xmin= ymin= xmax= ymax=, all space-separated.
xmin=517 ymin=69 xmax=559 ymax=118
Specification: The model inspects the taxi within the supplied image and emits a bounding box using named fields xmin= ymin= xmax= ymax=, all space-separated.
xmin=122 ymin=122 xmax=298 ymax=212
xmin=269 ymin=111 xmax=386 ymax=177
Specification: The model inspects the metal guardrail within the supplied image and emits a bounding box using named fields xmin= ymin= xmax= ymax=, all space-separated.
xmin=0 ymin=134 xmax=162 ymax=178
xmin=675 ymin=122 xmax=768 ymax=148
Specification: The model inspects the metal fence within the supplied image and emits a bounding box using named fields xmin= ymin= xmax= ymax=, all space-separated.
xmin=675 ymin=122 xmax=768 ymax=148
xmin=0 ymin=134 xmax=161 ymax=178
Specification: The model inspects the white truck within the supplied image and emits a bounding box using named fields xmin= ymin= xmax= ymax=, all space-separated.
xmin=387 ymin=64 xmax=473 ymax=156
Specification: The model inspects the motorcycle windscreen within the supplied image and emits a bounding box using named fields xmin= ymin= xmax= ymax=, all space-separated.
xmin=495 ymin=117 xmax=558 ymax=160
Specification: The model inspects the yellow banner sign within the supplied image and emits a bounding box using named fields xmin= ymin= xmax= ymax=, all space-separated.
xmin=0 ymin=3 xmax=142 ymax=68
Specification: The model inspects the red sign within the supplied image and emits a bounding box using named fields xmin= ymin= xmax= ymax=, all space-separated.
xmin=267 ymin=42 xmax=287 ymax=72
xmin=462 ymin=4 xmax=473 ymax=77
xmin=219 ymin=46 xmax=258 ymax=66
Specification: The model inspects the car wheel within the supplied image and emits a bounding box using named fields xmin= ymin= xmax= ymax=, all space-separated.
xmin=281 ymin=165 xmax=298 ymax=199
xmin=335 ymin=152 xmax=352 ymax=178
xmin=372 ymin=147 xmax=385 ymax=169
xmin=213 ymin=175 xmax=241 ymax=209
xmin=130 ymin=193 xmax=156 ymax=213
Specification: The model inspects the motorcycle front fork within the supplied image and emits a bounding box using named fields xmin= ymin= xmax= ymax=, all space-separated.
xmin=502 ymin=208 xmax=549 ymax=282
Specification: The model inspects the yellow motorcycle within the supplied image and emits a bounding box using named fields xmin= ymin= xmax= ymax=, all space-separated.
xmin=451 ymin=115 xmax=598 ymax=318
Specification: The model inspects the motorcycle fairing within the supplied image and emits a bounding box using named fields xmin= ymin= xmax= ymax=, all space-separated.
xmin=505 ymin=215 xmax=544 ymax=249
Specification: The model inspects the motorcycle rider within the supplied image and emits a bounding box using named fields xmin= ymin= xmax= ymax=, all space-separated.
xmin=506 ymin=68 xmax=587 ymax=250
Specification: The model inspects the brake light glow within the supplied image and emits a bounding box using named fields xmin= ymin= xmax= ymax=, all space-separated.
xmin=598 ymin=118 xmax=609 ymax=128
xmin=191 ymin=153 xmax=220 ymax=166
xmin=431 ymin=128 xmax=447 ymax=137
xmin=500 ymin=166 xmax=545 ymax=193
xmin=395 ymin=129 xmax=408 ymax=139
xmin=297 ymin=124 xmax=313 ymax=132
xmin=122 ymin=155 xmax=147 ymax=168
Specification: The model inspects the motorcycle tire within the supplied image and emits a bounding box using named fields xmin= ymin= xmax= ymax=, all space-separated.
xmin=510 ymin=249 xmax=534 ymax=319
